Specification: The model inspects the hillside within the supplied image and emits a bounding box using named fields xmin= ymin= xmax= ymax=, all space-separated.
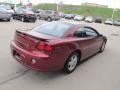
xmin=33 ymin=3 xmax=120 ymax=20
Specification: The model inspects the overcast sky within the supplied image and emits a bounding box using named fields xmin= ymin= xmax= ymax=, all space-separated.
xmin=1 ymin=0 xmax=120 ymax=8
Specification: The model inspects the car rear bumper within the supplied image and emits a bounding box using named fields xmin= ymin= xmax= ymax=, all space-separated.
xmin=24 ymin=16 xmax=37 ymax=21
xmin=0 ymin=15 xmax=11 ymax=19
xmin=10 ymin=41 xmax=64 ymax=72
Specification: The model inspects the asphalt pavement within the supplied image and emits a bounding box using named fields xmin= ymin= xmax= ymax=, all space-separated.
xmin=0 ymin=19 xmax=120 ymax=90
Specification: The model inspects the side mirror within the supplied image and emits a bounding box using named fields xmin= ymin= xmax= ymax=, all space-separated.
xmin=74 ymin=31 xmax=86 ymax=37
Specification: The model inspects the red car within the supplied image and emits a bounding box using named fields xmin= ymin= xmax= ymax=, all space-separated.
xmin=11 ymin=22 xmax=107 ymax=73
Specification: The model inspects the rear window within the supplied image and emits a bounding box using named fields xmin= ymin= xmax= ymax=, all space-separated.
xmin=32 ymin=22 xmax=72 ymax=37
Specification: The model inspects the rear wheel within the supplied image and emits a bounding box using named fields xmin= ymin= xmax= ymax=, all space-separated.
xmin=7 ymin=18 xmax=11 ymax=22
xmin=13 ymin=16 xmax=15 ymax=19
xmin=47 ymin=17 xmax=52 ymax=22
xmin=64 ymin=52 xmax=79 ymax=73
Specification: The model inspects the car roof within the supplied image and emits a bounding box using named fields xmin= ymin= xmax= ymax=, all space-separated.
xmin=38 ymin=21 xmax=90 ymax=29
xmin=50 ymin=21 xmax=74 ymax=26
xmin=55 ymin=22 xmax=88 ymax=28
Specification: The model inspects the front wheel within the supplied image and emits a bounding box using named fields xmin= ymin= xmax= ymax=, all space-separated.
xmin=64 ymin=52 xmax=79 ymax=73
xmin=7 ymin=18 xmax=11 ymax=22
xmin=99 ymin=41 xmax=106 ymax=53
xmin=47 ymin=17 xmax=52 ymax=22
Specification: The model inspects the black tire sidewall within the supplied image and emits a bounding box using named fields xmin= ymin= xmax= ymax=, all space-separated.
xmin=64 ymin=52 xmax=79 ymax=73
xmin=47 ymin=17 xmax=52 ymax=22
xmin=100 ymin=41 xmax=106 ymax=53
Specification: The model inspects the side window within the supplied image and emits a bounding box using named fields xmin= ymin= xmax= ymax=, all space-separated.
xmin=85 ymin=28 xmax=98 ymax=37
xmin=74 ymin=28 xmax=86 ymax=37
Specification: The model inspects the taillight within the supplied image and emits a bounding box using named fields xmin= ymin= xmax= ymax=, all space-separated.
xmin=37 ymin=43 xmax=53 ymax=52
xmin=25 ymin=14 xmax=30 ymax=16
xmin=25 ymin=13 xmax=34 ymax=16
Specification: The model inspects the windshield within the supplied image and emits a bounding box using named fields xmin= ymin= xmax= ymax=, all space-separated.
xmin=0 ymin=7 xmax=7 ymax=11
xmin=32 ymin=22 xmax=73 ymax=37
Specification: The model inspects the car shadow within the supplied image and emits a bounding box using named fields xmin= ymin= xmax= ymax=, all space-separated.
xmin=28 ymin=52 xmax=100 ymax=76
xmin=22 ymin=70 xmax=69 ymax=84
xmin=24 ymin=52 xmax=100 ymax=81
xmin=0 ymin=19 xmax=9 ymax=22
xmin=79 ymin=52 xmax=99 ymax=65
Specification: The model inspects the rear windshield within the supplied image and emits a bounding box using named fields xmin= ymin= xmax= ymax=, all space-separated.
xmin=32 ymin=22 xmax=72 ymax=37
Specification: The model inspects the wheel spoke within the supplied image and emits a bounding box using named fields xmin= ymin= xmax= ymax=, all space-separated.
xmin=67 ymin=55 xmax=78 ymax=71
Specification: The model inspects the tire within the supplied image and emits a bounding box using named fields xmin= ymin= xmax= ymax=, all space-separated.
xmin=38 ymin=16 xmax=41 ymax=20
xmin=13 ymin=16 xmax=15 ymax=19
xmin=99 ymin=41 xmax=106 ymax=53
xmin=47 ymin=17 xmax=52 ymax=22
xmin=7 ymin=18 xmax=11 ymax=22
xmin=21 ymin=17 xmax=25 ymax=22
xmin=32 ymin=19 xmax=36 ymax=22
xmin=64 ymin=52 xmax=80 ymax=73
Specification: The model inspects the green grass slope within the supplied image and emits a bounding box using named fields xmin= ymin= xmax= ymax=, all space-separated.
xmin=33 ymin=3 xmax=120 ymax=20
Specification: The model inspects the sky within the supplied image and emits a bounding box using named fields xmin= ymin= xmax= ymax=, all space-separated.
xmin=0 ymin=0 xmax=120 ymax=8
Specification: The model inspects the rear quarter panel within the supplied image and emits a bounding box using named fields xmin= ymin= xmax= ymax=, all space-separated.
xmin=49 ymin=38 xmax=88 ymax=65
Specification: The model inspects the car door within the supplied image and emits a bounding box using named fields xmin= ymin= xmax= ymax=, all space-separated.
xmin=41 ymin=11 xmax=49 ymax=18
xmin=14 ymin=10 xmax=19 ymax=19
xmin=44 ymin=11 xmax=52 ymax=18
xmin=0 ymin=8 xmax=8 ymax=18
xmin=73 ymin=28 xmax=94 ymax=60
xmin=84 ymin=27 xmax=103 ymax=56
xmin=15 ymin=10 xmax=23 ymax=19
xmin=18 ymin=10 xmax=24 ymax=20
xmin=0 ymin=8 xmax=4 ymax=18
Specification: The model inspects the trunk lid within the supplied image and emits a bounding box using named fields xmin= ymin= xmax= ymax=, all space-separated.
xmin=14 ymin=30 xmax=58 ymax=51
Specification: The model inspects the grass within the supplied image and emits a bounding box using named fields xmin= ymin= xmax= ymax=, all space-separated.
xmin=33 ymin=3 xmax=120 ymax=20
